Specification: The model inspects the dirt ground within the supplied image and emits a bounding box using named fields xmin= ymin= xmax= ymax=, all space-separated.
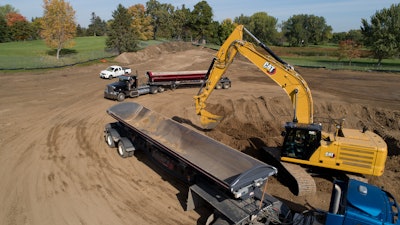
xmin=0 ymin=42 xmax=399 ymax=225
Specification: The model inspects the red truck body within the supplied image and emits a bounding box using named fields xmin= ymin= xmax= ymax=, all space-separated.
xmin=146 ymin=70 xmax=208 ymax=82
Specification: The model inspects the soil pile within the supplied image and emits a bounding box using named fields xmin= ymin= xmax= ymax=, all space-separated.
xmin=115 ymin=42 xmax=199 ymax=65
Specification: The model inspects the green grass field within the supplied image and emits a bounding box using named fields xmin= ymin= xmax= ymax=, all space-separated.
xmin=0 ymin=36 xmax=117 ymax=69
xmin=1 ymin=37 xmax=399 ymax=72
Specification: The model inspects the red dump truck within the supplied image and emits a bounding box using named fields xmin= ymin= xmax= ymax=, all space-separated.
xmin=104 ymin=70 xmax=231 ymax=101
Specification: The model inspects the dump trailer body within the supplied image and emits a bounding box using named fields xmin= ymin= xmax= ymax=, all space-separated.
xmin=147 ymin=70 xmax=208 ymax=82
xmin=106 ymin=102 xmax=276 ymax=194
xmin=146 ymin=70 xmax=231 ymax=89
xmin=105 ymin=102 xmax=296 ymax=224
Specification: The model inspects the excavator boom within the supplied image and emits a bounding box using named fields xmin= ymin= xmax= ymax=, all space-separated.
xmin=194 ymin=25 xmax=313 ymax=129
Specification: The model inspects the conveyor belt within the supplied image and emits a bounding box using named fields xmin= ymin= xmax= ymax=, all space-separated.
xmin=107 ymin=102 xmax=277 ymax=194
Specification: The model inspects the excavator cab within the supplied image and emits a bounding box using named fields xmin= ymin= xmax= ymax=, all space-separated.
xmin=281 ymin=122 xmax=321 ymax=160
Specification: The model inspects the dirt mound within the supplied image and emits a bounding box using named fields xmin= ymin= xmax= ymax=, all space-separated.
xmin=201 ymin=95 xmax=400 ymax=202
xmin=204 ymin=95 xmax=400 ymax=153
xmin=115 ymin=42 xmax=198 ymax=65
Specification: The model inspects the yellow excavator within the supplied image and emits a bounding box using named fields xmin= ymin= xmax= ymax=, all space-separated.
xmin=194 ymin=25 xmax=387 ymax=195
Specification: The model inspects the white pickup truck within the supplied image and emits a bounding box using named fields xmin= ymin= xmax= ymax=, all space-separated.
xmin=99 ymin=65 xmax=132 ymax=79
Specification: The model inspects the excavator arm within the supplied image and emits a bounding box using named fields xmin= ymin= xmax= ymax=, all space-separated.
xmin=194 ymin=25 xmax=314 ymax=129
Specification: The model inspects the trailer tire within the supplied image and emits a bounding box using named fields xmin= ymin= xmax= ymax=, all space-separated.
xmin=105 ymin=132 xmax=116 ymax=148
xmin=150 ymin=87 xmax=158 ymax=94
xmin=117 ymin=140 xmax=129 ymax=158
xmin=117 ymin=93 xmax=125 ymax=102
xmin=211 ymin=217 xmax=229 ymax=225
xmin=223 ymin=82 xmax=231 ymax=89
xmin=215 ymin=83 xmax=222 ymax=89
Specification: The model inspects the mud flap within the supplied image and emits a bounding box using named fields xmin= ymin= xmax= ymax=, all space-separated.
xmin=186 ymin=182 xmax=249 ymax=224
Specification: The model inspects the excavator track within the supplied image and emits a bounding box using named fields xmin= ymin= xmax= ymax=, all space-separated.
xmin=281 ymin=162 xmax=316 ymax=196
xmin=262 ymin=147 xmax=316 ymax=196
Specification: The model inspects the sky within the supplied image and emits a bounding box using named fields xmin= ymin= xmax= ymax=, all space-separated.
xmin=1 ymin=0 xmax=398 ymax=32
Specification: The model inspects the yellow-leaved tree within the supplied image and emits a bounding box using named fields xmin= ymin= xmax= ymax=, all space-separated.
xmin=41 ymin=0 xmax=76 ymax=59
xmin=128 ymin=4 xmax=153 ymax=41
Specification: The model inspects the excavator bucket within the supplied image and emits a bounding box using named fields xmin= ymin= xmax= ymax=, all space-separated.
xmin=199 ymin=109 xmax=223 ymax=130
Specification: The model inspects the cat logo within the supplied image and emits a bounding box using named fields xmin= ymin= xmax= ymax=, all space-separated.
xmin=263 ymin=62 xmax=276 ymax=75
xmin=325 ymin=152 xmax=335 ymax=158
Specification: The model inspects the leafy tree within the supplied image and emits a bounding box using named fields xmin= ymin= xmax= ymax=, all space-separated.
xmin=234 ymin=14 xmax=251 ymax=27
xmin=0 ymin=15 xmax=11 ymax=42
xmin=5 ymin=12 xmax=26 ymax=26
xmin=146 ymin=0 xmax=174 ymax=39
xmin=3 ymin=12 xmax=31 ymax=41
xmin=190 ymin=1 xmax=213 ymax=42
xmin=282 ymin=14 xmax=308 ymax=46
xmin=0 ymin=4 xmax=18 ymax=17
xmin=129 ymin=4 xmax=153 ymax=40
xmin=217 ymin=19 xmax=236 ymax=45
xmin=106 ymin=4 xmax=139 ymax=54
xmin=282 ymin=14 xmax=332 ymax=46
xmin=307 ymin=15 xmax=332 ymax=45
xmin=30 ymin=17 xmax=43 ymax=40
xmin=347 ymin=30 xmax=363 ymax=43
xmin=9 ymin=20 xmax=31 ymax=41
xmin=361 ymin=3 xmax=400 ymax=65
xmin=171 ymin=4 xmax=191 ymax=41
xmin=247 ymin=12 xmax=278 ymax=44
xmin=87 ymin=12 xmax=107 ymax=36
xmin=76 ymin=24 xmax=87 ymax=37
xmin=207 ymin=21 xmax=220 ymax=44
xmin=332 ymin=30 xmax=363 ymax=44
xmin=332 ymin=32 xmax=346 ymax=43
xmin=337 ymin=40 xmax=362 ymax=65
xmin=41 ymin=0 xmax=76 ymax=59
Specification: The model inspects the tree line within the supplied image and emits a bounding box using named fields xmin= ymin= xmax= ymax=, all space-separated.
xmin=0 ymin=1 xmax=399 ymax=63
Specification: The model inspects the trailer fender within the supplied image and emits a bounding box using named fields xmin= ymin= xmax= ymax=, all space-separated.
xmin=117 ymin=137 xmax=135 ymax=158
xmin=104 ymin=125 xmax=121 ymax=148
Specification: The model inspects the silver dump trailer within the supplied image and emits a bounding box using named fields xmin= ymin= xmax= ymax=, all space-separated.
xmin=104 ymin=102 xmax=296 ymax=225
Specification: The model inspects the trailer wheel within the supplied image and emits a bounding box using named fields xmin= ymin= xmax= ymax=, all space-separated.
xmin=158 ymin=86 xmax=165 ymax=93
xmin=150 ymin=87 xmax=158 ymax=94
xmin=105 ymin=132 xmax=115 ymax=148
xmin=117 ymin=93 xmax=125 ymax=102
xmin=211 ymin=217 xmax=229 ymax=225
xmin=117 ymin=140 xmax=129 ymax=158
xmin=215 ymin=83 xmax=222 ymax=89
xmin=223 ymin=83 xmax=231 ymax=89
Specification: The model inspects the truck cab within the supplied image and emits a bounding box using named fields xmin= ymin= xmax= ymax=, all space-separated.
xmin=325 ymin=179 xmax=400 ymax=225
xmin=104 ymin=75 xmax=155 ymax=101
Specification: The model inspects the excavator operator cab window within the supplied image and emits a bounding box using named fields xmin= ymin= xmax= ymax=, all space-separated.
xmin=282 ymin=126 xmax=321 ymax=160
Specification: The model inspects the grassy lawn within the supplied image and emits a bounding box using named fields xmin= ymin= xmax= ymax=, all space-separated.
xmin=0 ymin=36 xmax=117 ymax=70
xmin=269 ymin=45 xmax=400 ymax=72
xmin=203 ymin=43 xmax=400 ymax=72
xmin=1 ymin=37 xmax=400 ymax=72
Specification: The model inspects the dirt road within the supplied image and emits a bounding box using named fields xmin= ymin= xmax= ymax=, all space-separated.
xmin=0 ymin=42 xmax=399 ymax=225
